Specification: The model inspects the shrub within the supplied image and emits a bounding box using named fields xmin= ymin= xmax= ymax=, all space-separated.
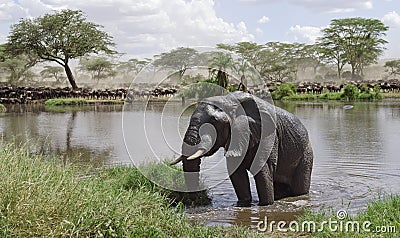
xmin=0 ymin=104 xmax=6 ymax=112
xmin=343 ymin=84 xmax=360 ymax=100
xmin=272 ymin=83 xmax=296 ymax=100
xmin=359 ymin=84 xmax=369 ymax=93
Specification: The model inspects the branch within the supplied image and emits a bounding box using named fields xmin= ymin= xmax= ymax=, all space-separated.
xmin=38 ymin=54 xmax=65 ymax=66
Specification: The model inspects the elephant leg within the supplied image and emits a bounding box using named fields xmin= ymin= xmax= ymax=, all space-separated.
xmin=254 ymin=163 xmax=274 ymax=206
xmin=291 ymin=141 xmax=313 ymax=196
xmin=273 ymin=182 xmax=291 ymax=200
xmin=227 ymin=159 xmax=252 ymax=207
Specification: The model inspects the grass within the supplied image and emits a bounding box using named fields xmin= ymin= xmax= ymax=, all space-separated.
xmin=0 ymin=104 xmax=6 ymax=112
xmin=271 ymin=83 xmax=385 ymax=101
xmin=44 ymin=98 xmax=124 ymax=106
xmin=297 ymin=195 xmax=399 ymax=237
xmin=0 ymin=143 xmax=259 ymax=237
xmin=277 ymin=92 xmax=382 ymax=101
xmin=382 ymin=92 xmax=400 ymax=99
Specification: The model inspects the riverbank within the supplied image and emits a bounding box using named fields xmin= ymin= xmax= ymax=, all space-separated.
xmin=271 ymin=83 xmax=385 ymax=101
xmin=298 ymin=195 xmax=399 ymax=237
xmin=0 ymin=143 xmax=398 ymax=237
xmin=44 ymin=98 xmax=125 ymax=106
xmin=0 ymin=103 xmax=6 ymax=112
xmin=0 ymin=143 xmax=258 ymax=237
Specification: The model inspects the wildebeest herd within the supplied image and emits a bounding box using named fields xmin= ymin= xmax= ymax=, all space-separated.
xmin=290 ymin=79 xmax=400 ymax=94
xmin=0 ymin=79 xmax=398 ymax=104
xmin=0 ymin=85 xmax=179 ymax=104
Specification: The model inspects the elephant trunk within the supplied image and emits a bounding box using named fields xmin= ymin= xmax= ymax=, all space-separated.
xmin=182 ymin=157 xmax=201 ymax=193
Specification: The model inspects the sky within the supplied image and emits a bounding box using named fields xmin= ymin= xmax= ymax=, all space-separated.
xmin=0 ymin=0 xmax=399 ymax=60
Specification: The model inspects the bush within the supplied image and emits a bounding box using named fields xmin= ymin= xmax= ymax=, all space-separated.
xmin=0 ymin=104 xmax=6 ymax=112
xmin=359 ymin=84 xmax=369 ymax=93
xmin=271 ymin=83 xmax=296 ymax=100
xmin=343 ymin=84 xmax=360 ymax=100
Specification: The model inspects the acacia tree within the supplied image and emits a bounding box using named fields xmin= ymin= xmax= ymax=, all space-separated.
xmin=384 ymin=59 xmax=400 ymax=77
xmin=318 ymin=17 xmax=388 ymax=79
xmin=117 ymin=58 xmax=148 ymax=77
xmin=7 ymin=9 xmax=115 ymax=89
xmin=153 ymin=47 xmax=199 ymax=80
xmin=0 ymin=43 xmax=39 ymax=83
xmin=79 ymin=56 xmax=116 ymax=82
xmin=40 ymin=66 xmax=66 ymax=83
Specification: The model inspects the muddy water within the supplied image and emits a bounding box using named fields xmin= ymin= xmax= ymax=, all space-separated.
xmin=1 ymin=101 xmax=399 ymax=228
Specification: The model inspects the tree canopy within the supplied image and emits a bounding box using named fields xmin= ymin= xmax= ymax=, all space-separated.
xmin=40 ymin=66 xmax=66 ymax=84
xmin=384 ymin=59 xmax=400 ymax=77
xmin=7 ymin=9 xmax=116 ymax=89
xmin=317 ymin=17 xmax=388 ymax=79
xmin=79 ymin=56 xmax=116 ymax=82
xmin=153 ymin=47 xmax=199 ymax=79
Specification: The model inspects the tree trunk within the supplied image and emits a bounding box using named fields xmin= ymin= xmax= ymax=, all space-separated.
xmin=217 ymin=69 xmax=228 ymax=89
xmin=351 ymin=64 xmax=356 ymax=80
xmin=64 ymin=64 xmax=78 ymax=89
xmin=337 ymin=63 xmax=341 ymax=79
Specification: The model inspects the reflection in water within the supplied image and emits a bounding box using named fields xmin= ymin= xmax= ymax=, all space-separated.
xmin=0 ymin=104 xmax=124 ymax=167
xmin=0 ymin=101 xmax=399 ymax=227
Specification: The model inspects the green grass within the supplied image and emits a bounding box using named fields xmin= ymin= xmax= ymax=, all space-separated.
xmin=0 ymin=143 xmax=259 ymax=237
xmin=271 ymin=83 xmax=385 ymax=101
xmin=382 ymin=92 xmax=400 ymax=99
xmin=45 ymin=98 xmax=124 ymax=106
xmin=297 ymin=195 xmax=399 ymax=237
xmin=0 ymin=104 xmax=6 ymax=112
xmin=277 ymin=92 xmax=382 ymax=101
xmin=106 ymin=163 xmax=212 ymax=207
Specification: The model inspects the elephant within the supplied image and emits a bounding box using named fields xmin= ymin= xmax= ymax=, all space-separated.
xmin=170 ymin=91 xmax=313 ymax=206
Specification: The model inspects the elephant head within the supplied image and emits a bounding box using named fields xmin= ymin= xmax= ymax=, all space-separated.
xmin=170 ymin=92 xmax=274 ymax=193
xmin=170 ymin=100 xmax=232 ymax=192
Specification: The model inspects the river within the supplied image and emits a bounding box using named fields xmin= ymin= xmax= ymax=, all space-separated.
xmin=1 ymin=100 xmax=399 ymax=228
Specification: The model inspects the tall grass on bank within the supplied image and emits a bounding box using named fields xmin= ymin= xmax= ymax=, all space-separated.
xmin=45 ymin=98 xmax=124 ymax=106
xmin=0 ymin=104 xmax=6 ymax=112
xmin=297 ymin=195 xmax=399 ymax=237
xmin=271 ymin=83 xmax=383 ymax=101
xmin=0 ymin=143 xmax=258 ymax=237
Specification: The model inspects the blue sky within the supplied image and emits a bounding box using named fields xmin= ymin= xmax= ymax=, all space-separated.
xmin=0 ymin=0 xmax=399 ymax=59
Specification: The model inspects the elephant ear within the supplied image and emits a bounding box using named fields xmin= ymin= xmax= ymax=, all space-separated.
xmin=225 ymin=92 xmax=276 ymax=158
xmin=225 ymin=114 xmax=253 ymax=158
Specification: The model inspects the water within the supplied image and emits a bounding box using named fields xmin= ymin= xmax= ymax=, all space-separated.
xmin=1 ymin=101 xmax=399 ymax=228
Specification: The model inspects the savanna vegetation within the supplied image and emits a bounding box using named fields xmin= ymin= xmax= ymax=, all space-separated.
xmin=0 ymin=10 xmax=398 ymax=93
xmin=271 ymin=83 xmax=383 ymax=101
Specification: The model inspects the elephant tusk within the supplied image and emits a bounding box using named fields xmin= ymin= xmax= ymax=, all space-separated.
xmin=170 ymin=155 xmax=184 ymax=166
xmin=187 ymin=149 xmax=206 ymax=161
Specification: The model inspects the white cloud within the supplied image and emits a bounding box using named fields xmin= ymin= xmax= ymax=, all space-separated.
xmin=255 ymin=28 xmax=263 ymax=34
xmin=240 ymin=0 xmax=373 ymax=13
xmin=0 ymin=0 xmax=27 ymax=22
xmin=382 ymin=11 xmax=400 ymax=28
xmin=1 ymin=0 xmax=254 ymax=58
xmin=257 ymin=16 xmax=270 ymax=24
xmin=288 ymin=25 xmax=322 ymax=43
